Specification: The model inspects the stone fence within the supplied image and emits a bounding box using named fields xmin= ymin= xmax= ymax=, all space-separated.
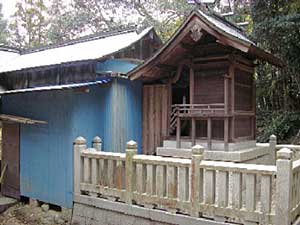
xmin=73 ymin=136 xmax=300 ymax=225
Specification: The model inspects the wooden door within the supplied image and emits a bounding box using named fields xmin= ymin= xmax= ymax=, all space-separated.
xmin=1 ymin=123 xmax=20 ymax=199
xmin=142 ymin=84 xmax=171 ymax=154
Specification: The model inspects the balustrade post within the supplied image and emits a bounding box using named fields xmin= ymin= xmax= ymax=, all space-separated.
xmin=269 ymin=134 xmax=277 ymax=164
xmin=93 ymin=136 xmax=102 ymax=151
xmin=190 ymin=145 xmax=204 ymax=217
xmin=125 ymin=140 xmax=137 ymax=204
xmin=73 ymin=136 xmax=87 ymax=196
xmin=275 ymin=148 xmax=293 ymax=225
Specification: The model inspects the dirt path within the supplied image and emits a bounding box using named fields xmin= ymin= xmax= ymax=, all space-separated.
xmin=0 ymin=203 xmax=71 ymax=225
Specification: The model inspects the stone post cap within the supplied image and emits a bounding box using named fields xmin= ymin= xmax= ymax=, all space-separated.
xmin=93 ymin=136 xmax=102 ymax=143
xmin=74 ymin=136 xmax=86 ymax=145
xmin=126 ymin=140 xmax=138 ymax=149
xmin=277 ymin=148 xmax=293 ymax=160
xmin=269 ymin=134 xmax=277 ymax=141
xmin=192 ymin=145 xmax=204 ymax=155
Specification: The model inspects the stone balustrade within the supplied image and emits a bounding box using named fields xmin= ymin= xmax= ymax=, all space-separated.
xmin=73 ymin=136 xmax=300 ymax=225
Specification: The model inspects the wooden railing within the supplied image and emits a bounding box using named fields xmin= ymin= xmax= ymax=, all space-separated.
xmin=292 ymin=158 xmax=300 ymax=222
xmin=169 ymin=104 xmax=225 ymax=133
xmin=74 ymin=137 xmax=300 ymax=225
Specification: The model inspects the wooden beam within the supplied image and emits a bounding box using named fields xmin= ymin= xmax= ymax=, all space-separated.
xmin=193 ymin=55 xmax=230 ymax=63
xmin=172 ymin=61 xmax=188 ymax=84
xmin=156 ymin=64 xmax=176 ymax=71
xmin=193 ymin=61 xmax=230 ymax=70
xmin=234 ymin=54 xmax=255 ymax=67
xmin=159 ymin=20 xmax=199 ymax=63
xmin=191 ymin=16 xmax=250 ymax=53
xmin=234 ymin=62 xmax=254 ymax=73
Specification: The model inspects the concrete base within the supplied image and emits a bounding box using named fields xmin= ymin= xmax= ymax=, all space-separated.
xmin=0 ymin=196 xmax=18 ymax=213
xmin=72 ymin=195 xmax=235 ymax=225
xmin=162 ymin=139 xmax=256 ymax=151
xmin=157 ymin=144 xmax=273 ymax=164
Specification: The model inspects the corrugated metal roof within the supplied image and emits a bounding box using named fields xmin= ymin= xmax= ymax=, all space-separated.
xmin=0 ymin=78 xmax=111 ymax=95
xmin=0 ymin=27 xmax=153 ymax=73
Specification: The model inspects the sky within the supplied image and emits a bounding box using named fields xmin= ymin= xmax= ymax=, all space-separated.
xmin=0 ymin=0 xmax=72 ymax=19
xmin=1 ymin=0 xmax=16 ymax=18
xmin=0 ymin=0 xmax=231 ymax=19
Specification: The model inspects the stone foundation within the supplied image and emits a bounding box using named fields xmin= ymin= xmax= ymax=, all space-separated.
xmin=157 ymin=143 xmax=275 ymax=165
xmin=72 ymin=195 xmax=235 ymax=225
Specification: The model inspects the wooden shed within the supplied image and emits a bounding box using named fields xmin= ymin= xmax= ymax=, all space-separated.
xmin=128 ymin=9 xmax=284 ymax=155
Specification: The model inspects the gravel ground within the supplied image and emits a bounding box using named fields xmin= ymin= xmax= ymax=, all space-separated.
xmin=0 ymin=202 xmax=72 ymax=225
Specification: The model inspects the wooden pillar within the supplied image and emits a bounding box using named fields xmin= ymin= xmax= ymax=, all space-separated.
xmin=207 ymin=118 xmax=212 ymax=150
xmin=191 ymin=118 xmax=196 ymax=146
xmin=125 ymin=140 xmax=137 ymax=204
xmin=189 ymin=65 xmax=194 ymax=105
xmin=275 ymin=148 xmax=293 ymax=225
xmin=229 ymin=63 xmax=235 ymax=142
xmin=176 ymin=116 xmax=181 ymax=148
xmin=190 ymin=65 xmax=195 ymax=146
xmin=224 ymin=75 xmax=230 ymax=150
xmin=224 ymin=77 xmax=229 ymax=114
xmin=190 ymin=145 xmax=204 ymax=217
xmin=224 ymin=118 xmax=229 ymax=151
xmin=252 ymin=78 xmax=256 ymax=140
xmin=73 ymin=136 xmax=87 ymax=195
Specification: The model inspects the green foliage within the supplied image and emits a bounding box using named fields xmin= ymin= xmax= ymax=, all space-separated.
xmin=257 ymin=110 xmax=300 ymax=143
xmin=251 ymin=0 xmax=300 ymax=142
xmin=9 ymin=0 xmax=48 ymax=48
xmin=0 ymin=3 xmax=8 ymax=44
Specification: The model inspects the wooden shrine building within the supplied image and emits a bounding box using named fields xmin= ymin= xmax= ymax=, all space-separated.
xmin=129 ymin=9 xmax=284 ymax=155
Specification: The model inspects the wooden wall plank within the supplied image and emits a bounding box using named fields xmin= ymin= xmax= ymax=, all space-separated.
xmin=142 ymin=84 xmax=170 ymax=155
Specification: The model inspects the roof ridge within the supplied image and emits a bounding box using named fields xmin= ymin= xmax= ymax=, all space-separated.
xmin=205 ymin=8 xmax=249 ymax=37
xmin=22 ymin=25 xmax=138 ymax=55
xmin=0 ymin=45 xmax=20 ymax=53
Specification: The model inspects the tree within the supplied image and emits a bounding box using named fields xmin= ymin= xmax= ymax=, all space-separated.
xmin=9 ymin=0 xmax=48 ymax=48
xmin=0 ymin=3 xmax=8 ymax=44
xmin=251 ymin=0 xmax=300 ymax=142
xmin=47 ymin=0 xmax=79 ymax=44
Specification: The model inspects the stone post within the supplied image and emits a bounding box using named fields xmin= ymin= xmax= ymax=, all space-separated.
xmin=275 ymin=148 xmax=293 ymax=225
xmin=190 ymin=145 xmax=204 ymax=217
xmin=125 ymin=140 xmax=137 ymax=204
xmin=92 ymin=136 xmax=102 ymax=151
xmin=269 ymin=134 xmax=277 ymax=164
xmin=74 ymin=136 xmax=87 ymax=196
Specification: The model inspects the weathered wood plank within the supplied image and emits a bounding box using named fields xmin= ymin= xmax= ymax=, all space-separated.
xmin=142 ymin=86 xmax=149 ymax=154
xmin=231 ymin=172 xmax=242 ymax=209
xmin=216 ymin=171 xmax=228 ymax=208
xmin=146 ymin=164 xmax=155 ymax=195
xmin=178 ymin=167 xmax=189 ymax=202
xmin=204 ymin=169 xmax=215 ymax=205
xmin=156 ymin=165 xmax=166 ymax=198
xmin=245 ymin=173 xmax=257 ymax=212
xmin=260 ymin=175 xmax=272 ymax=224
xmin=167 ymin=166 xmax=177 ymax=198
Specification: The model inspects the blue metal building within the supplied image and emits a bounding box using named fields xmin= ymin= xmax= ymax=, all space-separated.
xmin=0 ymin=28 xmax=161 ymax=208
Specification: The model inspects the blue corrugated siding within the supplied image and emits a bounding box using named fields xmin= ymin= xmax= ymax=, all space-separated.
xmin=107 ymin=78 xmax=142 ymax=153
xmin=1 ymin=79 xmax=142 ymax=208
